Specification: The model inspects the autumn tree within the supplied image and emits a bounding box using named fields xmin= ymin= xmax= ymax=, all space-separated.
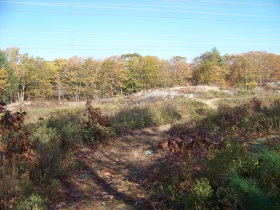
xmin=98 ymin=56 xmax=127 ymax=98
xmin=159 ymin=58 xmax=172 ymax=88
xmin=112 ymin=57 xmax=127 ymax=95
xmin=3 ymin=47 xmax=20 ymax=102
xmin=0 ymin=68 xmax=9 ymax=101
xmin=98 ymin=57 xmax=113 ymax=98
xmin=139 ymin=56 xmax=161 ymax=90
xmin=169 ymin=56 xmax=190 ymax=86
xmin=192 ymin=48 xmax=226 ymax=86
xmin=53 ymin=58 xmax=67 ymax=103
xmin=24 ymin=57 xmax=55 ymax=100
xmin=82 ymin=57 xmax=101 ymax=100
xmin=262 ymin=52 xmax=280 ymax=82
xmin=63 ymin=56 xmax=85 ymax=101
xmin=224 ymin=51 xmax=278 ymax=88
xmin=121 ymin=53 xmax=142 ymax=94
xmin=0 ymin=51 xmax=9 ymax=101
xmin=1 ymin=46 xmax=279 ymax=100
xmin=14 ymin=53 xmax=30 ymax=101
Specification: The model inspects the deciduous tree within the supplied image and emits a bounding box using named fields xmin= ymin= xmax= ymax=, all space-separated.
xmin=139 ymin=56 xmax=161 ymax=90
xmin=192 ymin=48 xmax=226 ymax=86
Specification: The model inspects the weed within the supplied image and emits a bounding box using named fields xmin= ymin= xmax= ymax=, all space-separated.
xmin=16 ymin=194 xmax=46 ymax=210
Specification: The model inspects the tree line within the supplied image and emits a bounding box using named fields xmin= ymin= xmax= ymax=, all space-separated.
xmin=0 ymin=47 xmax=279 ymax=102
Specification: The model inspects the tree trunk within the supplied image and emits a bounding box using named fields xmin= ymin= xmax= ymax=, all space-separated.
xmin=19 ymin=84 xmax=25 ymax=101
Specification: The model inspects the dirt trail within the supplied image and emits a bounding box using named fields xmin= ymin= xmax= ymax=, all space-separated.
xmin=57 ymin=124 xmax=171 ymax=210
xmin=196 ymin=98 xmax=221 ymax=109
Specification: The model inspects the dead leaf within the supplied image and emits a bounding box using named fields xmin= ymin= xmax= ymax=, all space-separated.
xmin=194 ymin=165 xmax=203 ymax=171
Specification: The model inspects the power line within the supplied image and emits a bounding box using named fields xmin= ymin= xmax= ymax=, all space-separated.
xmin=2 ymin=9 xmax=279 ymax=23
xmin=0 ymin=1 xmax=271 ymax=12
xmin=1 ymin=32 xmax=279 ymax=41
xmin=0 ymin=5 xmax=278 ymax=18
xmin=1 ymin=42 xmax=280 ymax=47
xmin=2 ymin=39 xmax=279 ymax=48
xmin=173 ymin=0 xmax=280 ymax=6
xmin=1 ymin=28 xmax=280 ymax=33
xmin=2 ymin=47 xmax=277 ymax=52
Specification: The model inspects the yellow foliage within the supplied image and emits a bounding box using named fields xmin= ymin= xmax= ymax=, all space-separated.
xmin=0 ymin=68 xmax=9 ymax=92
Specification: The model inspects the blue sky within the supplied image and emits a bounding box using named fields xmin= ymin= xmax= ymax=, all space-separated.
xmin=0 ymin=0 xmax=279 ymax=61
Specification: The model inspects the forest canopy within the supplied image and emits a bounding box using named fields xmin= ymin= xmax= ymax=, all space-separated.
xmin=1 ymin=47 xmax=279 ymax=102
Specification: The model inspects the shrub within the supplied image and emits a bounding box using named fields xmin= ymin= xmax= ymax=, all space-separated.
xmin=148 ymin=98 xmax=280 ymax=209
xmin=47 ymin=108 xmax=84 ymax=149
xmin=0 ymin=102 xmax=38 ymax=209
xmin=80 ymin=100 xmax=115 ymax=144
xmin=227 ymin=148 xmax=280 ymax=210
xmin=16 ymin=194 xmax=45 ymax=210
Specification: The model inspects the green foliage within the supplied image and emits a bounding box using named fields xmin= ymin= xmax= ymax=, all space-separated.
xmin=1 ymin=46 xmax=280 ymax=102
xmin=205 ymin=143 xmax=247 ymax=186
xmin=149 ymin=98 xmax=280 ymax=209
xmin=190 ymin=178 xmax=213 ymax=209
xmin=16 ymin=194 xmax=45 ymax=210
xmin=196 ymin=98 xmax=280 ymax=140
xmin=0 ymin=103 xmax=38 ymax=209
xmin=80 ymin=100 xmax=115 ymax=144
xmin=227 ymin=148 xmax=280 ymax=210
xmin=111 ymin=102 xmax=181 ymax=134
xmin=46 ymin=108 xmax=84 ymax=148
xmin=29 ymin=120 xmax=66 ymax=181
xmin=192 ymin=48 xmax=226 ymax=86
xmin=0 ymin=101 xmax=118 ymax=209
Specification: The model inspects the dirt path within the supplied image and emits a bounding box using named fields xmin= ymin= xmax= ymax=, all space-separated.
xmin=196 ymin=98 xmax=221 ymax=109
xmin=57 ymin=124 xmax=171 ymax=210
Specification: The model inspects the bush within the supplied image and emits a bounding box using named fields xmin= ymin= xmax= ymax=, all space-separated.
xmin=80 ymin=100 xmax=115 ymax=144
xmin=148 ymin=98 xmax=280 ymax=209
xmin=16 ymin=194 xmax=45 ymax=210
xmin=47 ymin=108 xmax=84 ymax=149
xmin=0 ymin=102 xmax=39 ymax=209
xmin=227 ymin=148 xmax=280 ymax=210
xmin=1 ymin=101 xmax=117 ymax=209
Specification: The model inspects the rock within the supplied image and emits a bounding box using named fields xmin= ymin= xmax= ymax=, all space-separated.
xmin=55 ymin=202 xmax=67 ymax=209
xmin=188 ymin=93 xmax=195 ymax=99
xmin=142 ymin=150 xmax=154 ymax=156
xmin=254 ymin=137 xmax=267 ymax=144
xmin=24 ymin=101 xmax=32 ymax=106
xmin=76 ymin=174 xmax=90 ymax=181
xmin=56 ymin=204 xmax=63 ymax=208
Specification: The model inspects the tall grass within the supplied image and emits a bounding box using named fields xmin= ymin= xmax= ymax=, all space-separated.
xmin=111 ymin=98 xmax=210 ymax=134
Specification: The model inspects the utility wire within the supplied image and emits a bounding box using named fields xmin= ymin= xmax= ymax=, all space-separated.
xmin=0 ymin=1 xmax=275 ymax=12
xmin=0 ymin=6 xmax=278 ymax=18
xmin=0 ymin=1 xmax=268 ymax=13
xmin=1 ymin=39 xmax=279 ymax=48
xmin=172 ymin=0 xmax=280 ymax=6
xmin=1 ymin=29 xmax=280 ymax=33
xmin=1 ymin=9 xmax=279 ymax=23
xmin=1 ymin=43 xmax=280 ymax=47
xmin=1 ymin=32 xmax=279 ymax=41
xmin=2 ymin=47 xmax=275 ymax=52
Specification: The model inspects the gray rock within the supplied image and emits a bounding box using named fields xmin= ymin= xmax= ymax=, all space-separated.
xmin=142 ymin=150 xmax=154 ymax=156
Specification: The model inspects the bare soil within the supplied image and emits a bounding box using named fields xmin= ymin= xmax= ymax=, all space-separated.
xmin=56 ymin=124 xmax=171 ymax=210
